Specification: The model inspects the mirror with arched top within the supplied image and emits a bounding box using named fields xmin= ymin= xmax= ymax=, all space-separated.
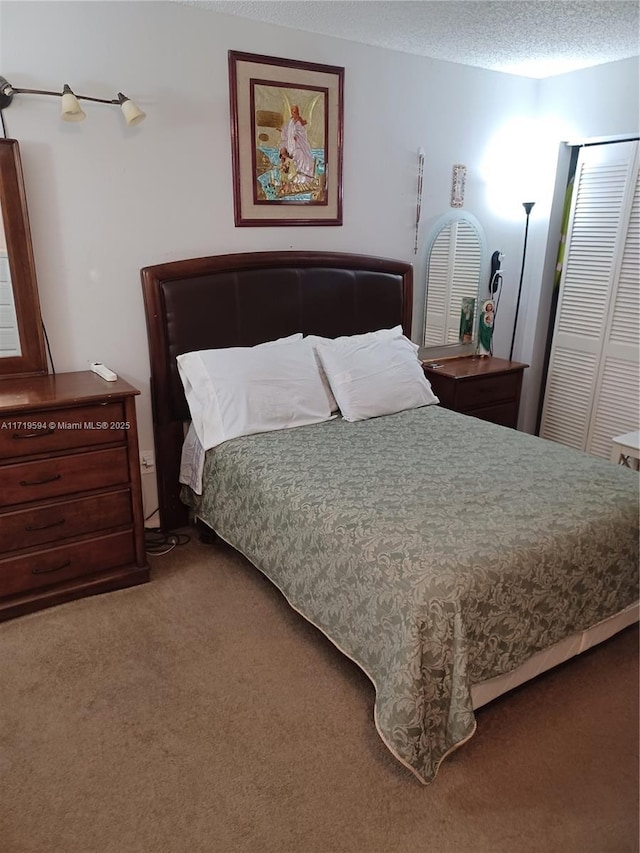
xmin=422 ymin=210 xmax=487 ymax=355
xmin=0 ymin=139 xmax=47 ymax=378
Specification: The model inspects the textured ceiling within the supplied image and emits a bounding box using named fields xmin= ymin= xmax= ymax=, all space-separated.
xmin=190 ymin=0 xmax=640 ymax=78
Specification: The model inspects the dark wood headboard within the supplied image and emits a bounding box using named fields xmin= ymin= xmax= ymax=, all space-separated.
xmin=141 ymin=250 xmax=413 ymax=531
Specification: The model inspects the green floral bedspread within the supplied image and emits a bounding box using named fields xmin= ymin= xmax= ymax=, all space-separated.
xmin=183 ymin=406 xmax=639 ymax=784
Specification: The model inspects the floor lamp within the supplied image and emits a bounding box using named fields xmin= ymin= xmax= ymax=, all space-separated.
xmin=509 ymin=201 xmax=535 ymax=362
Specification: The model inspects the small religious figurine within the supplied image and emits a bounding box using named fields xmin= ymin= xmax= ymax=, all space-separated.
xmin=477 ymin=299 xmax=495 ymax=356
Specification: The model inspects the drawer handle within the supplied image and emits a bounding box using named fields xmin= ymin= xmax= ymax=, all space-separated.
xmin=20 ymin=474 xmax=62 ymax=487
xmin=13 ymin=428 xmax=55 ymax=439
xmin=32 ymin=559 xmax=71 ymax=576
xmin=26 ymin=518 xmax=66 ymax=532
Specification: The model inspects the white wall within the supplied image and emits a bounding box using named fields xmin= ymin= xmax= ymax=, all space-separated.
xmin=2 ymin=1 xmax=638 ymax=516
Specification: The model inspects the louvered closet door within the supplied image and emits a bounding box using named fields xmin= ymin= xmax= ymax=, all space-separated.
xmin=424 ymin=220 xmax=483 ymax=345
xmin=540 ymin=140 xmax=639 ymax=455
xmin=587 ymin=166 xmax=640 ymax=456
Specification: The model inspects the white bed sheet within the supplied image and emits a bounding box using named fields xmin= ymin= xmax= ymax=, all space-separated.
xmin=179 ymin=422 xmax=206 ymax=495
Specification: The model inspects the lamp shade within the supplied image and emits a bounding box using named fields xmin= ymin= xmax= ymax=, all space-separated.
xmin=60 ymin=84 xmax=86 ymax=122
xmin=118 ymin=93 xmax=145 ymax=127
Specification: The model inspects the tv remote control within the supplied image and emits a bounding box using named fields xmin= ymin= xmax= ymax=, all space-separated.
xmin=90 ymin=362 xmax=118 ymax=381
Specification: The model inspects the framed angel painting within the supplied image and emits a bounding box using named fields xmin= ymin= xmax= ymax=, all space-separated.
xmin=228 ymin=51 xmax=344 ymax=226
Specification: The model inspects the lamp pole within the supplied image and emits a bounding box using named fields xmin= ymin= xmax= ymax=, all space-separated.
xmin=509 ymin=201 xmax=535 ymax=362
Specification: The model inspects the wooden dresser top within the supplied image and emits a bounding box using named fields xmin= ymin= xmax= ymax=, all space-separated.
xmin=0 ymin=371 xmax=139 ymax=413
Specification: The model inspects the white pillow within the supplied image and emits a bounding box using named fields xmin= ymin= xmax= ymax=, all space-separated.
xmin=306 ymin=326 xmax=407 ymax=413
xmin=314 ymin=335 xmax=439 ymax=422
xmin=177 ymin=335 xmax=332 ymax=449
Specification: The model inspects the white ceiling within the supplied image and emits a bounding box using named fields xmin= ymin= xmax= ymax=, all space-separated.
xmin=190 ymin=0 xmax=640 ymax=78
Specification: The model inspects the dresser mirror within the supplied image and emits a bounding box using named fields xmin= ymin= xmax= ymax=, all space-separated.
xmin=0 ymin=138 xmax=47 ymax=378
xmin=422 ymin=210 xmax=487 ymax=357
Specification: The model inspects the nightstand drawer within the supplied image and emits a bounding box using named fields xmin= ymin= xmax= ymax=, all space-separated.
xmin=0 ymin=401 xmax=126 ymax=460
xmin=466 ymin=401 xmax=519 ymax=428
xmin=0 ymin=489 xmax=132 ymax=552
xmin=456 ymin=372 xmax=521 ymax=409
xmin=0 ymin=447 xmax=130 ymax=508
xmin=0 ymin=530 xmax=136 ymax=598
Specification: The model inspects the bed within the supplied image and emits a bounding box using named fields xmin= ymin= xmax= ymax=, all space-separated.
xmin=141 ymin=250 xmax=639 ymax=785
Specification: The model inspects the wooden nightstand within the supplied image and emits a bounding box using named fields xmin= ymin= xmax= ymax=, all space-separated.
xmin=0 ymin=371 xmax=150 ymax=621
xmin=422 ymin=356 xmax=528 ymax=428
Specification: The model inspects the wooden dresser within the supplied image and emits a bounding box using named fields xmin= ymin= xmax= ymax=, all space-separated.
xmin=0 ymin=371 xmax=149 ymax=621
xmin=422 ymin=356 xmax=528 ymax=428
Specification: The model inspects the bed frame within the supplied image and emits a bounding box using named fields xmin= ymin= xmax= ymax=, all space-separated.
xmin=141 ymin=250 xmax=413 ymax=532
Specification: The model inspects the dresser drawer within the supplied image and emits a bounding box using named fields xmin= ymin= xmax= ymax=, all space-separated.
xmin=0 ymin=530 xmax=136 ymax=598
xmin=0 ymin=489 xmax=132 ymax=552
xmin=0 ymin=447 xmax=130 ymax=508
xmin=0 ymin=401 xmax=126 ymax=460
xmin=456 ymin=372 xmax=521 ymax=410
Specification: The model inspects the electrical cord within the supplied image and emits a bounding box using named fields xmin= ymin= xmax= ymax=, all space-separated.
xmin=42 ymin=320 xmax=56 ymax=373
xmin=489 ymin=270 xmax=503 ymax=316
xmin=144 ymin=526 xmax=191 ymax=556
xmin=143 ymin=509 xmax=190 ymax=555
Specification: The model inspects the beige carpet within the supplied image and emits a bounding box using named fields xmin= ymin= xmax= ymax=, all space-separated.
xmin=1 ymin=531 xmax=638 ymax=853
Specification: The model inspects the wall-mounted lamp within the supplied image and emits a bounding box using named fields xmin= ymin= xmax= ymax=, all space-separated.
xmin=0 ymin=77 xmax=146 ymax=126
